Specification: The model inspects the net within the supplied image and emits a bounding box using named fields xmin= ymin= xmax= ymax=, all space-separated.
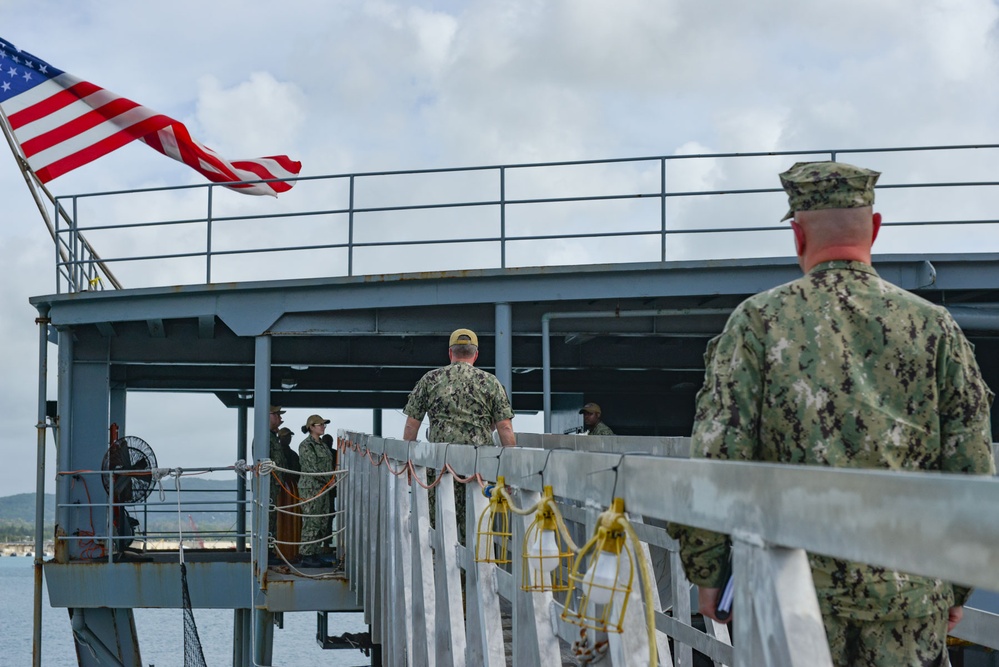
xmin=181 ymin=562 xmax=209 ymax=667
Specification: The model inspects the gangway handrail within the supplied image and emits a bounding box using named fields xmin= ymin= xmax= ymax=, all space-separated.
xmin=340 ymin=430 xmax=999 ymax=665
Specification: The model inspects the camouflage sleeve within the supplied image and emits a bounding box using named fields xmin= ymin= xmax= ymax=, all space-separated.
xmin=489 ymin=376 xmax=515 ymax=423
xmin=937 ymin=320 xmax=994 ymax=607
xmin=667 ymin=523 xmax=730 ymax=588
xmin=937 ymin=321 xmax=995 ymax=476
xmin=591 ymin=422 xmax=614 ymax=436
xmin=299 ymin=438 xmax=320 ymax=473
xmin=673 ymin=311 xmax=764 ymax=588
xmin=690 ymin=311 xmax=764 ymax=463
xmin=403 ymin=374 xmax=429 ymax=421
xmin=269 ymin=432 xmax=288 ymax=467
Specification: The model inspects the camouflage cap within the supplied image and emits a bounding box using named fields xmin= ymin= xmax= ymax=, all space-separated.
xmin=277 ymin=427 xmax=293 ymax=438
xmin=269 ymin=405 xmax=286 ymax=415
xmin=579 ymin=402 xmax=602 ymax=415
xmin=779 ymin=161 xmax=880 ymax=221
xmin=449 ymin=328 xmax=478 ymax=347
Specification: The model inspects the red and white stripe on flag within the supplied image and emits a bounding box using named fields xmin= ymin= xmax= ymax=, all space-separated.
xmin=0 ymin=38 xmax=301 ymax=196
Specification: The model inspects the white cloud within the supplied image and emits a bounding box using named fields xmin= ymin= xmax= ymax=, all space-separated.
xmin=194 ymin=72 xmax=307 ymax=156
xmin=3 ymin=0 xmax=999 ymax=494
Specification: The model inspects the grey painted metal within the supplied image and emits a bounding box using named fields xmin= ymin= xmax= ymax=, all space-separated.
xmin=468 ymin=480 xmax=504 ymax=667
xmin=109 ymin=386 xmax=126 ymax=435
xmin=731 ymin=541 xmax=831 ymax=667
xmin=370 ymin=443 xmax=379 ymax=637
xmin=260 ymin=574 xmax=362 ymax=612
xmin=377 ymin=453 xmax=388 ymax=646
xmin=518 ymin=432 xmax=690 ymax=457
xmin=512 ymin=489 xmax=562 ymax=667
xmin=54 ymin=330 xmax=72 ymax=560
xmin=410 ymin=465 xmax=437 ymax=667
xmin=433 ymin=472 xmax=467 ymax=666
xmin=542 ymin=315 xmax=552 ymax=432
xmin=628 ymin=514 xmax=673 ymax=666
xmin=69 ymin=609 xmax=127 ymax=667
xmin=347 ymin=432 xmax=999 ymax=665
xmin=669 ymin=548 xmax=696 ymax=667
xmin=232 ymin=608 xmax=250 ymax=667
xmin=32 ymin=308 xmax=49 ymax=667
xmin=951 ymin=607 xmax=999 ymax=650
xmin=31 ymin=255 xmax=999 ymax=334
xmin=358 ymin=444 xmax=378 ymax=626
xmin=251 ymin=336 xmax=272 ymax=666
xmin=495 ymin=302 xmax=513 ymax=401
xmin=252 ymin=336 xmax=271 ymax=588
xmin=236 ymin=403 xmax=248 ymax=552
xmin=392 ymin=467 xmax=415 ymax=665
xmin=540 ymin=308 xmax=733 ymax=431
xmin=252 ymin=607 xmax=274 ymax=667
xmin=46 ymin=562 xmax=253 ymax=608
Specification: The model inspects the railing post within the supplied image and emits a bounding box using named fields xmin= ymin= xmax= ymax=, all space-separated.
xmin=53 ymin=199 xmax=62 ymax=294
xmin=206 ymin=185 xmax=214 ymax=284
xmin=348 ymin=175 xmax=356 ymax=277
xmin=71 ymin=197 xmax=80 ymax=292
xmin=500 ymin=166 xmax=507 ymax=269
xmin=731 ymin=533 xmax=831 ymax=667
xmin=661 ymin=157 xmax=667 ymax=262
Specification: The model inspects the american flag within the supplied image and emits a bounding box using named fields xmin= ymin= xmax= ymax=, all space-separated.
xmin=0 ymin=37 xmax=301 ymax=196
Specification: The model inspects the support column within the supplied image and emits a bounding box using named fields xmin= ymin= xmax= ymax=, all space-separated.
xmin=373 ymin=409 xmax=383 ymax=437
xmin=252 ymin=335 xmax=274 ymax=666
xmin=55 ymin=328 xmax=73 ymax=558
xmin=495 ymin=303 xmax=512 ymax=401
xmin=234 ymin=397 xmax=250 ymax=667
xmin=236 ymin=401 xmax=248 ymax=552
xmin=32 ymin=308 xmax=50 ymax=667
xmin=109 ymin=386 xmax=126 ymax=436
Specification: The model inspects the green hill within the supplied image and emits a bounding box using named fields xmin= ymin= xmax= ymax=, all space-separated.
xmin=0 ymin=479 xmax=243 ymax=540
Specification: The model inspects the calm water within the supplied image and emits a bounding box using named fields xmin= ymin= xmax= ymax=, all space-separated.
xmin=0 ymin=557 xmax=369 ymax=666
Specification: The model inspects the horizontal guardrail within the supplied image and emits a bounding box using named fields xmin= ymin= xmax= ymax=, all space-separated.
xmin=52 ymin=144 xmax=999 ymax=292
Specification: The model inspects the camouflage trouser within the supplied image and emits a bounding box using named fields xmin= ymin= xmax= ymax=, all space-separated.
xmin=299 ymin=494 xmax=332 ymax=556
xmin=823 ymin=611 xmax=950 ymax=667
xmin=426 ymin=470 xmax=467 ymax=546
xmin=268 ymin=476 xmax=280 ymax=543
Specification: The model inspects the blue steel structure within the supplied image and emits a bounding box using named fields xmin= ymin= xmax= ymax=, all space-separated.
xmin=27 ymin=146 xmax=999 ymax=665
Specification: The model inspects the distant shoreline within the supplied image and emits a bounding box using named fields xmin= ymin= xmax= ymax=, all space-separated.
xmin=1 ymin=542 xmax=54 ymax=557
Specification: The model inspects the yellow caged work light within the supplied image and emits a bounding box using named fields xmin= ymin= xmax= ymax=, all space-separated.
xmin=521 ymin=485 xmax=574 ymax=592
xmin=475 ymin=475 xmax=512 ymax=564
xmin=562 ymin=497 xmax=635 ymax=633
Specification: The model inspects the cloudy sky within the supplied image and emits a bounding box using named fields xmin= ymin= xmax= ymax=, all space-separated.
xmin=2 ymin=0 xmax=999 ymax=496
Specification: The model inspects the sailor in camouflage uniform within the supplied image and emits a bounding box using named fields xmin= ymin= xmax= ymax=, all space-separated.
xmin=403 ymin=328 xmax=516 ymax=543
xmin=267 ymin=406 xmax=295 ymax=541
xmin=669 ymin=162 xmax=994 ymax=667
xmin=298 ymin=414 xmax=336 ymax=567
xmin=580 ymin=402 xmax=614 ymax=435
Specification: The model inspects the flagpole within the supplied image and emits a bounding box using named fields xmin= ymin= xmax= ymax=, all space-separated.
xmin=0 ymin=106 xmax=122 ymax=290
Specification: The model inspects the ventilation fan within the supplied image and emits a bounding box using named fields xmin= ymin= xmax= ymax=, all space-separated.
xmin=102 ymin=435 xmax=157 ymax=504
xmin=101 ymin=435 xmax=157 ymax=558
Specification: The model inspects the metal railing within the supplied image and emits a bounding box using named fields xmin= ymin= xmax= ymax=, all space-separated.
xmin=340 ymin=430 xmax=999 ymax=665
xmin=51 ymin=144 xmax=999 ymax=293
xmin=56 ymin=468 xmax=250 ymax=562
